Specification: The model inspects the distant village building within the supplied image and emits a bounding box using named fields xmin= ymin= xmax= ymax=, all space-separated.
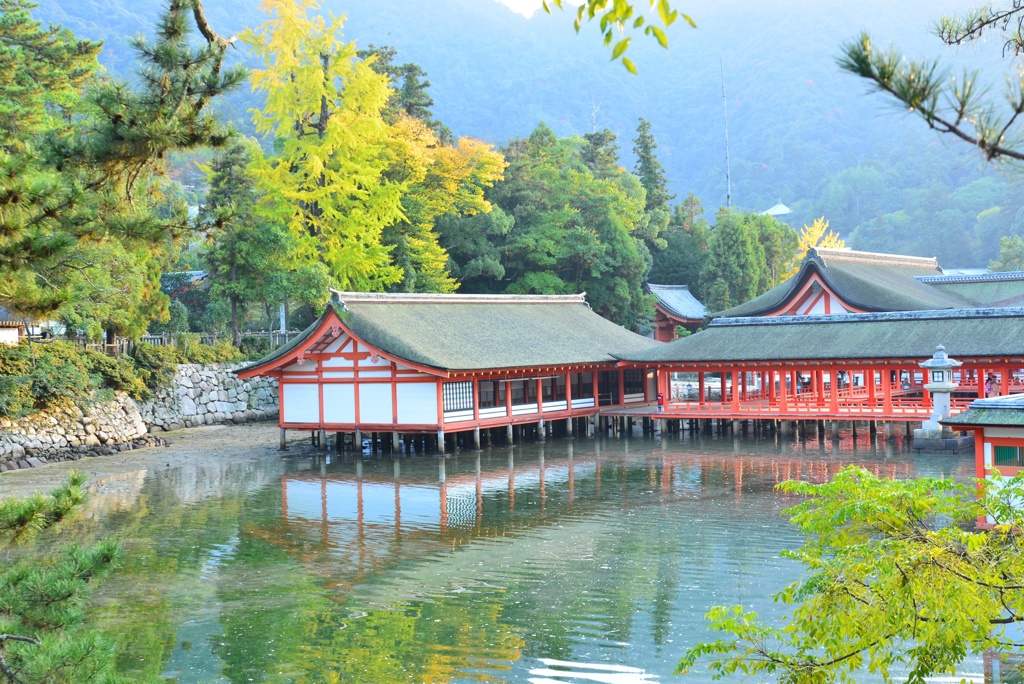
xmin=238 ymin=292 xmax=660 ymax=451
xmin=0 ymin=307 xmax=24 ymax=345
xmin=647 ymin=283 xmax=706 ymax=341
xmin=759 ymin=201 xmax=791 ymax=218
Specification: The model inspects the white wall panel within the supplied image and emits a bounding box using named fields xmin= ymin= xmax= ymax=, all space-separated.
xmin=323 ymin=384 xmax=355 ymax=423
xmin=359 ymin=383 xmax=394 ymax=424
xmin=283 ymin=384 xmax=319 ymax=423
xmin=397 ymin=383 xmax=438 ymax=425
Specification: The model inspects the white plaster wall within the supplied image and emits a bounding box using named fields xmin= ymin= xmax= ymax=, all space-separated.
xmin=397 ymin=383 xmax=438 ymax=425
xmin=359 ymin=383 xmax=394 ymax=424
xmin=322 ymin=384 xmax=355 ymax=423
xmin=283 ymin=384 xmax=319 ymax=423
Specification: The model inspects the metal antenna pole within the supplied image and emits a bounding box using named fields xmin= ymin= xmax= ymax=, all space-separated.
xmin=721 ymin=57 xmax=732 ymax=208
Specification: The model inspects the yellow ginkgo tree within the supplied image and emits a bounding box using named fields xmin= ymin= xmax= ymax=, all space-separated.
xmin=782 ymin=216 xmax=845 ymax=280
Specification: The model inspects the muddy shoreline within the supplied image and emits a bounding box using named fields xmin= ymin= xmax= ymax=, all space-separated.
xmin=0 ymin=421 xmax=289 ymax=501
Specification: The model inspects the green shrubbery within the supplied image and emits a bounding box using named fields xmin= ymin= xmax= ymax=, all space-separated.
xmin=0 ymin=339 xmax=248 ymax=417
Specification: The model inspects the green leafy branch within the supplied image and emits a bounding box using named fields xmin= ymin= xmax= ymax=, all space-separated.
xmin=542 ymin=0 xmax=695 ymax=72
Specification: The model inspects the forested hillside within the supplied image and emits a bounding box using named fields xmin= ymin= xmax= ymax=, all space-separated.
xmin=33 ymin=0 xmax=1020 ymax=268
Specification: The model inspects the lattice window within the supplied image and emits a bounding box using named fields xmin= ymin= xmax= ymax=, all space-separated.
xmin=995 ymin=445 xmax=1023 ymax=467
xmin=443 ymin=381 xmax=474 ymax=412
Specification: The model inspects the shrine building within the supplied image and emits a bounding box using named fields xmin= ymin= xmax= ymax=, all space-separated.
xmin=237 ymin=292 xmax=659 ymax=452
xmin=647 ymin=283 xmax=706 ymax=341
xmin=717 ymin=247 xmax=1024 ymax=317
xmin=613 ymin=307 xmax=1024 ymax=425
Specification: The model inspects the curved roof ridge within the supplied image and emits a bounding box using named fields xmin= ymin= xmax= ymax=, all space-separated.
xmin=812 ymin=247 xmax=939 ymax=270
xmin=709 ymin=306 xmax=1024 ymax=327
xmin=329 ymin=291 xmax=588 ymax=305
xmin=917 ymin=271 xmax=1024 ymax=284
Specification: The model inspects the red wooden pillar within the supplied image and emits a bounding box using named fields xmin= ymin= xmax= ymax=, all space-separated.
xmin=740 ymin=370 xmax=747 ymax=402
xmin=816 ymin=370 xmax=825 ymax=407
xmin=618 ymin=368 xmax=625 ymax=405
xmin=1002 ymin=366 xmax=1010 ymax=396
xmin=731 ymin=371 xmax=740 ymax=411
xmin=536 ymin=377 xmax=544 ymax=413
xmin=592 ymin=371 xmax=599 ymax=406
xmin=867 ymin=368 xmax=876 ymax=403
xmin=565 ymin=370 xmax=573 ymax=410
xmin=978 ymin=366 xmax=986 ymax=399
xmin=829 ymin=366 xmax=839 ymax=414
xmin=882 ymin=364 xmax=893 ymax=414
xmin=778 ymin=368 xmax=789 ymax=413
xmin=698 ymin=372 xmax=706 ymax=406
xmin=767 ymin=371 xmax=775 ymax=404
xmin=506 ymin=377 xmax=513 ymax=417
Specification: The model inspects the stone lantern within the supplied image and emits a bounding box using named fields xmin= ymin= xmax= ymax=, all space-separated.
xmin=914 ymin=344 xmax=965 ymax=446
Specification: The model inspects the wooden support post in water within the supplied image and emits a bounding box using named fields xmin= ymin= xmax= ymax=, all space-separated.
xmin=473 ymin=427 xmax=481 ymax=449
xmin=538 ymin=418 xmax=545 ymax=441
xmin=831 ymin=420 xmax=840 ymax=440
xmin=279 ymin=428 xmax=287 ymax=451
xmin=392 ymin=431 xmax=401 ymax=451
xmin=354 ymin=429 xmax=362 ymax=451
xmin=437 ymin=429 xmax=446 ymax=454
xmin=506 ymin=423 xmax=514 ymax=445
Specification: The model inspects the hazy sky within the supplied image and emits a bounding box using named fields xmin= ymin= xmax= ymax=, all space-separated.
xmin=496 ymin=0 xmax=542 ymax=18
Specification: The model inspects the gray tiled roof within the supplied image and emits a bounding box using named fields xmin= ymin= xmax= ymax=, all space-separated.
xmin=242 ymin=293 xmax=660 ymax=374
xmin=943 ymin=393 xmax=1024 ymax=428
xmin=713 ymin=248 xmax=967 ymax=318
xmin=615 ymin=307 xmax=1024 ymax=364
xmin=648 ymin=283 xmax=706 ymax=320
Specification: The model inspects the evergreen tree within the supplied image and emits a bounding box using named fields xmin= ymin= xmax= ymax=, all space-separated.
xmin=649 ymin=194 xmax=710 ymax=290
xmin=581 ymin=129 xmax=620 ymax=179
xmin=0 ymin=0 xmax=243 ymax=322
xmin=199 ymin=140 xmax=330 ymax=345
xmin=633 ymin=117 xmax=674 ymax=211
xmin=357 ymin=44 xmax=453 ymax=144
xmin=0 ymin=471 xmax=121 ymax=683
xmin=700 ymin=208 xmax=770 ymax=311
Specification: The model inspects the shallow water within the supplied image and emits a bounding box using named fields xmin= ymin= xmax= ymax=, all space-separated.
xmin=31 ymin=430 xmax=984 ymax=682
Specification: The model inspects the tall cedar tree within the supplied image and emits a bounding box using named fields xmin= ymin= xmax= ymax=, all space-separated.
xmin=633 ymin=118 xmax=674 ymax=211
xmin=0 ymin=471 xmax=121 ymax=683
xmin=357 ymin=44 xmax=453 ymax=144
xmin=199 ymin=140 xmax=331 ymax=344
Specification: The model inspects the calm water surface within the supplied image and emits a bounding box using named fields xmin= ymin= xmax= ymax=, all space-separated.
xmin=54 ymin=431 xmax=978 ymax=682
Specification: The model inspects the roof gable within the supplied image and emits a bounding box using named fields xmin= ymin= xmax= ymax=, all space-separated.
xmin=240 ymin=292 xmax=660 ymax=376
xmin=713 ymin=248 xmax=967 ymax=318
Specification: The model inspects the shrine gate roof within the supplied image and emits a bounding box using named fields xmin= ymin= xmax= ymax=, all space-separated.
xmin=616 ymin=307 xmax=1024 ymax=364
xmin=241 ymin=292 xmax=659 ymax=374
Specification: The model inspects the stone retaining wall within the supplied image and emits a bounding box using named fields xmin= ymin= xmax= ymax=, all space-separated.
xmin=0 ymin=363 xmax=278 ymax=470
xmin=139 ymin=363 xmax=278 ymax=431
